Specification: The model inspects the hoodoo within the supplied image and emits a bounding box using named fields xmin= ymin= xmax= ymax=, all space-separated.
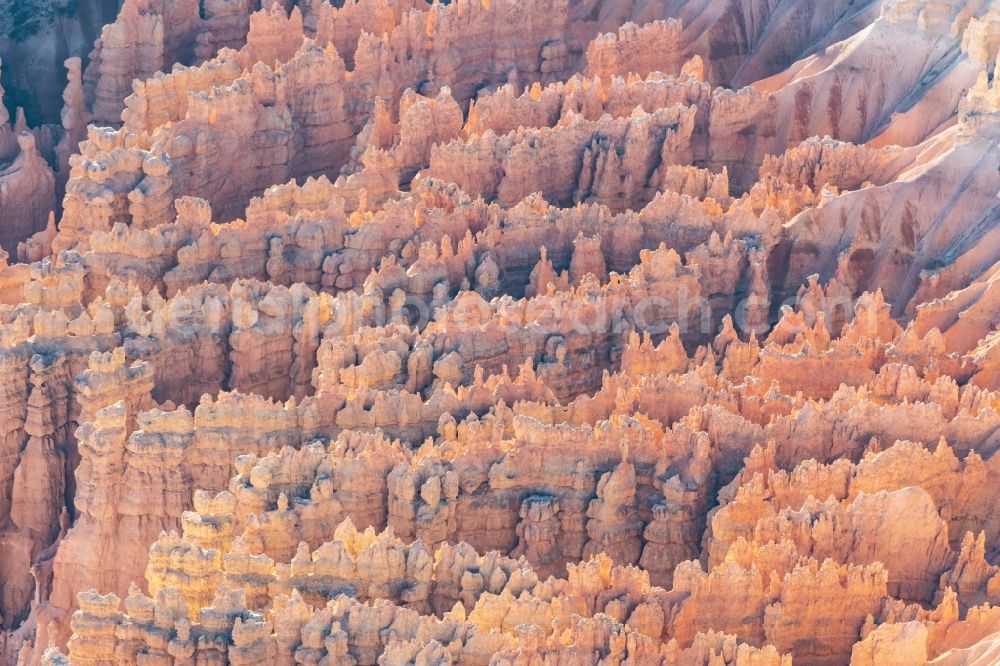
xmin=3 ymin=0 xmax=1000 ymax=664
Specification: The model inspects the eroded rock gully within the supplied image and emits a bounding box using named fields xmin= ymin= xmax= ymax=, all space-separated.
xmin=3 ymin=0 xmax=1000 ymax=664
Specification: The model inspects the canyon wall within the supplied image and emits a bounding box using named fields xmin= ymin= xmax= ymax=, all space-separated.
xmin=1 ymin=0 xmax=1000 ymax=664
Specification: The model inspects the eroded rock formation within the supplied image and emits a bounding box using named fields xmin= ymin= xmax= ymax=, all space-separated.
xmin=4 ymin=0 xmax=1000 ymax=664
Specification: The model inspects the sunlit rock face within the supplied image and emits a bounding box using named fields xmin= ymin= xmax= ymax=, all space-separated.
xmin=4 ymin=0 xmax=1000 ymax=664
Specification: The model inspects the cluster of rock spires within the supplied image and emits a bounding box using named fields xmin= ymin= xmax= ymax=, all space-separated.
xmin=2 ymin=0 xmax=1000 ymax=663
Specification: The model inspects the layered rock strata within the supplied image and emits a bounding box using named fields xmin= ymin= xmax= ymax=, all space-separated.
xmin=2 ymin=0 xmax=1000 ymax=664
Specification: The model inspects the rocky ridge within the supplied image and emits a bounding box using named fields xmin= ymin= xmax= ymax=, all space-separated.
xmin=2 ymin=0 xmax=1000 ymax=664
